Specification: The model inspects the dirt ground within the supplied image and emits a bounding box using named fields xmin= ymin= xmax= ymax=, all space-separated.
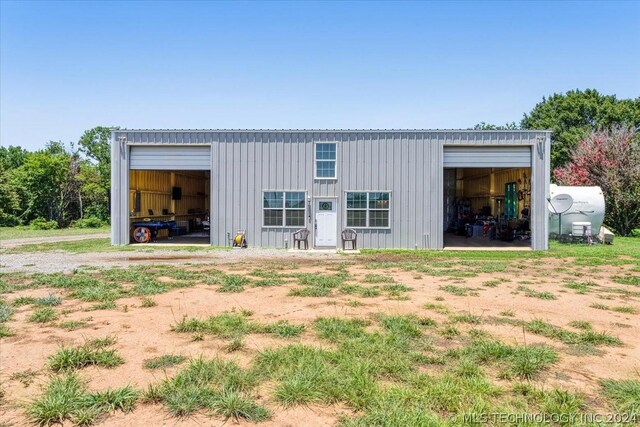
xmin=1 ymin=251 xmax=639 ymax=426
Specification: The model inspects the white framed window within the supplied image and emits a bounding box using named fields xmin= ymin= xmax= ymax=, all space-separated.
xmin=346 ymin=192 xmax=390 ymax=228
xmin=315 ymin=143 xmax=337 ymax=179
xmin=263 ymin=191 xmax=306 ymax=227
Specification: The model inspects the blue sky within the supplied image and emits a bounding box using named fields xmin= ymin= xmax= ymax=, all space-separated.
xmin=1 ymin=1 xmax=639 ymax=150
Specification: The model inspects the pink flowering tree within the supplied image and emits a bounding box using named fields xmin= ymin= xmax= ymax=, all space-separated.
xmin=554 ymin=127 xmax=640 ymax=236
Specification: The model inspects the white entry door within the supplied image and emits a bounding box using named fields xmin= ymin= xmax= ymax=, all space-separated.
xmin=315 ymin=199 xmax=337 ymax=247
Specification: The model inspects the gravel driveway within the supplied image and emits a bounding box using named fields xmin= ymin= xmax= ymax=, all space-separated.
xmin=0 ymin=247 xmax=344 ymax=274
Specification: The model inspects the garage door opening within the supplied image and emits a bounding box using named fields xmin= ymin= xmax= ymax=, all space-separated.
xmin=129 ymin=170 xmax=210 ymax=245
xmin=443 ymin=167 xmax=532 ymax=249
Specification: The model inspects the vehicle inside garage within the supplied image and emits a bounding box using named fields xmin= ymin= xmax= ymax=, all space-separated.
xmin=128 ymin=170 xmax=210 ymax=244
xmin=444 ymin=167 xmax=532 ymax=248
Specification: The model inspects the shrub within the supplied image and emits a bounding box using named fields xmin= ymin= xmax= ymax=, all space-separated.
xmin=29 ymin=217 xmax=58 ymax=230
xmin=72 ymin=216 xmax=105 ymax=228
xmin=0 ymin=214 xmax=20 ymax=227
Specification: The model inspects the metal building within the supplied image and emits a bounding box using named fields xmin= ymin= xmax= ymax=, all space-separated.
xmin=111 ymin=129 xmax=551 ymax=250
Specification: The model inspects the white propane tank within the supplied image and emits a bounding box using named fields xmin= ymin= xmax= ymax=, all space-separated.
xmin=548 ymin=184 xmax=605 ymax=236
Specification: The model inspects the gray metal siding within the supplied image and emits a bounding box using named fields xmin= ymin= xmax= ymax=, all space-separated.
xmin=110 ymin=132 xmax=130 ymax=245
xmin=443 ymin=146 xmax=532 ymax=168
xmin=208 ymin=131 xmax=447 ymax=250
xmin=130 ymin=146 xmax=211 ymax=170
xmin=111 ymin=130 xmax=551 ymax=250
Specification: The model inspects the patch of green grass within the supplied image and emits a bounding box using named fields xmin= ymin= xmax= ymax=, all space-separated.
xmin=29 ymin=307 xmax=58 ymax=323
xmin=248 ymin=268 xmax=284 ymax=279
xmin=0 ymin=303 xmax=14 ymax=322
xmin=59 ymin=320 xmax=89 ymax=331
xmin=377 ymin=314 xmax=435 ymax=337
xmin=563 ymin=280 xmax=599 ymax=294
xmin=524 ymin=319 xmax=622 ymax=346
xmin=27 ymin=374 xmax=86 ymax=426
xmin=297 ymin=272 xmax=348 ymax=288
xmin=131 ymin=278 xmax=170 ymax=295
xmin=339 ymin=284 xmax=381 ymax=298
xmin=448 ymin=358 xmax=486 ymax=379
xmin=140 ymin=297 xmax=157 ymax=308
xmin=150 ymin=357 xmax=266 ymax=420
xmin=363 ymin=274 xmax=395 ymax=284
xmin=381 ymin=283 xmax=412 ymax=296
xmin=252 ymin=277 xmax=286 ymax=287
xmin=568 ymin=320 xmax=592 ymax=330
xmin=0 ymin=225 xmax=110 ymax=240
xmin=423 ymin=303 xmax=450 ymax=314
xmin=10 ymin=238 xmax=126 ymax=254
xmin=255 ymin=343 xmax=380 ymax=408
xmin=461 ymin=338 xmax=558 ymax=379
xmin=263 ymin=321 xmax=305 ymax=338
xmin=209 ymin=389 xmax=271 ymax=422
xmin=450 ymin=313 xmax=482 ymax=324
xmin=362 ymin=236 xmax=640 ymax=265
xmin=225 ymin=337 xmax=245 ymax=352
xmin=11 ymin=296 xmax=37 ymax=306
xmin=314 ymin=317 xmax=370 ymax=343
xmin=27 ymin=373 xmax=138 ymax=426
xmin=601 ymin=379 xmax=640 ymax=416
xmin=288 ymin=286 xmax=332 ymax=297
xmin=87 ymin=301 xmax=117 ymax=311
xmin=144 ymin=355 xmax=187 ymax=370
xmin=499 ymin=310 xmax=515 ymax=317
xmin=48 ymin=337 xmax=124 ymax=371
xmin=542 ymin=389 xmax=585 ymax=415
xmin=82 ymin=385 xmax=139 ymax=413
xmin=590 ymin=302 xmax=609 ymax=310
xmin=516 ymin=285 xmax=557 ymax=300
xmin=218 ymin=275 xmax=250 ymax=293
xmin=0 ymin=324 xmax=14 ymax=337
xmin=439 ymin=285 xmax=478 ymax=297
xmin=439 ymin=325 xmax=460 ymax=339
xmin=173 ymin=312 xmax=257 ymax=338
xmin=482 ymin=278 xmax=509 ymax=288
xmin=36 ymin=294 xmax=63 ymax=306
xmin=506 ymin=345 xmax=559 ymax=380
xmin=613 ymin=275 xmax=640 ymax=286
xmin=612 ymin=306 xmax=638 ymax=314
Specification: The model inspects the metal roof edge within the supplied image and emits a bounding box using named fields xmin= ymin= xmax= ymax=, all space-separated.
xmin=113 ymin=128 xmax=552 ymax=133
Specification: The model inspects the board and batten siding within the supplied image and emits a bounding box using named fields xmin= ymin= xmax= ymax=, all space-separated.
xmin=111 ymin=130 xmax=550 ymax=250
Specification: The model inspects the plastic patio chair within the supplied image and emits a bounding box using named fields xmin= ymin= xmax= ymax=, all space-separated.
xmin=341 ymin=228 xmax=357 ymax=250
xmin=292 ymin=228 xmax=310 ymax=250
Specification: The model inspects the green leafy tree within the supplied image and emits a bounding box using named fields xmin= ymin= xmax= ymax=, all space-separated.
xmin=521 ymin=89 xmax=640 ymax=169
xmin=11 ymin=142 xmax=81 ymax=227
xmin=77 ymin=126 xmax=116 ymax=221
xmin=472 ymin=122 xmax=519 ymax=130
xmin=554 ymin=127 xmax=640 ymax=236
xmin=77 ymin=160 xmax=109 ymax=220
xmin=77 ymin=126 xmax=113 ymax=187
xmin=0 ymin=164 xmax=21 ymax=226
xmin=0 ymin=145 xmax=28 ymax=170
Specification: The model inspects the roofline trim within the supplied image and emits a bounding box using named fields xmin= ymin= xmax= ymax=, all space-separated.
xmin=113 ymin=128 xmax=552 ymax=133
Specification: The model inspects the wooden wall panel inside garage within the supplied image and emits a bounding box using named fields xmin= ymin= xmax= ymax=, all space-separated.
xmin=129 ymin=170 xmax=209 ymax=219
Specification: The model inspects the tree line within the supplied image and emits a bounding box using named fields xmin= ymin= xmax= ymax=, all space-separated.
xmin=0 ymin=127 xmax=112 ymax=229
xmin=1 ymin=89 xmax=639 ymax=234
